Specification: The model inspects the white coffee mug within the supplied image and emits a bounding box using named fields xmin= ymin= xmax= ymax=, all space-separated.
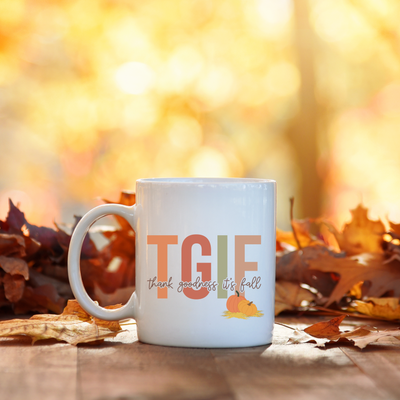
xmin=68 ymin=178 xmax=276 ymax=348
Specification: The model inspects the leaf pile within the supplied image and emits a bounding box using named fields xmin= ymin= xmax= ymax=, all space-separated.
xmin=0 ymin=192 xmax=136 ymax=315
xmin=276 ymin=202 xmax=400 ymax=321
xmin=2 ymin=192 xmax=400 ymax=325
xmin=0 ymin=299 xmax=124 ymax=345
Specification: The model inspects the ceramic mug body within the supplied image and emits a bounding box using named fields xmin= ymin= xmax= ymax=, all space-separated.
xmin=68 ymin=178 xmax=276 ymax=348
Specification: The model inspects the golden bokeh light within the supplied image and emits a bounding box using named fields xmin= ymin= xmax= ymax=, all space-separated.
xmin=115 ymin=62 xmax=155 ymax=95
xmin=0 ymin=0 xmax=400 ymax=230
xmin=189 ymin=147 xmax=231 ymax=178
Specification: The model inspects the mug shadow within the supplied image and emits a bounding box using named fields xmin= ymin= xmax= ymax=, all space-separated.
xmin=77 ymin=335 xmax=272 ymax=358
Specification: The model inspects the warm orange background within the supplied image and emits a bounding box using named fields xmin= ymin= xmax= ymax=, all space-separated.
xmin=0 ymin=0 xmax=399 ymax=230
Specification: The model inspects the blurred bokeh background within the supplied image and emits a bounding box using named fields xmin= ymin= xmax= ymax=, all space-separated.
xmin=0 ymin=0 xmax=399 ymax=230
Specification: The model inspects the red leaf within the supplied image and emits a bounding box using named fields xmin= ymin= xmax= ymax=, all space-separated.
xmin=3 ymin=273 xmax=26 ymax=303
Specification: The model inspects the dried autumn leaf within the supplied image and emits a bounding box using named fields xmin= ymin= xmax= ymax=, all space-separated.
xmin=0 ymin=300 xmax=124 ymax=345
xmin=308 ymin=253 xmax=400 ymax=306
xmin=276 ymin=245 xmax=340 ymax=297
xmin=325 ymin=204 xmax=385 ymax=256
xmin=276 ymin=227 xmax=321 ymax=250
xmin=340 ymin=327 xmax=400 ymax=349
xmin=4 ymin=199 xmax=26 ymax=233
xmin=275 ymin=280 xmax=315 ymax=315
xmin=292 ymin=315 xmax=400 ymax=349
xmin=3 ymin=274 xmax=25 ymax=302
xmin=304 ymin=315 xmax=346 ymax=338
xmin=0 ymin=233 xmax=26 ymax=257
xmin=353 ymin=297 xmax=400 ymax=320
xmin=0 ymin=255 xmax=29 ymax=279
xmin=14 ymin=284 xmax=67 ymax=315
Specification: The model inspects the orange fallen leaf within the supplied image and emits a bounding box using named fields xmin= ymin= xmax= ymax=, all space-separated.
xmin=276 ymin=227 xmax=322 ymax=250
xmin=304 ymin=315 xmax=346 ymax=338
xmin=325 ymin=204 xmax=385 ymax=256
xmin=0 ymin=300 xmax=124 ymax=345
xmin=289 ymin=315 xmax=400 ymax=349
xmin=353 ymin=297 xmax=400 ymax=320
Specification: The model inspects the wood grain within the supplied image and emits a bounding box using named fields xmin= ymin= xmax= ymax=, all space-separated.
xmin=78 ymin=341 xmax=233 ymax=400
xmin=0 ymin=339 xmax=77 ymax=400
xmin=342 ymin=346 xmax=400 ymax=400
xmin=212 ymin=324 xmax=387 ymax=400
xmin=0 ymin=315 xmax=399 ymax=400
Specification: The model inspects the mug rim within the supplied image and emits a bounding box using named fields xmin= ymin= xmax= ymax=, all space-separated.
xmin=137 ymin=177 xmax=275 ymax=185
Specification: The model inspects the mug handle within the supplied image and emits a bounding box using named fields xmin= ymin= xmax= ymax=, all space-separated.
xmin=68 ymin=203 xmax=137 ymax=321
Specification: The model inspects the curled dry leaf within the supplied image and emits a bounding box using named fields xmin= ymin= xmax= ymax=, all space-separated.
xmin=289 ymin=315 xmax=400 ymax=349
xmin=0 ymin=300 xmax=124 ymax=345
xmin=0 ymin=255 xmax=29 ymax=280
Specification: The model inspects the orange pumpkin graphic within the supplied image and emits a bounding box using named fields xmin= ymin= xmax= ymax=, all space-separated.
xmin=238 ymin=300 xmax=258 ymax=316
xmin=226 ymin=291 xmax=246 ymax=313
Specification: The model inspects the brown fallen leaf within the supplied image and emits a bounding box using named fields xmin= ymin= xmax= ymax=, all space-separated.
xmin=3 ymin=274 xmax=25 ymax=303
xmin=275 ymin=280 xmax=316 ymax=315
xmin=304 ymin=315 xmax=346 ymax=338
xmin=308 ymin=253 xmax=400 ymax=306
xmin=0 ymin=300 xmax=125 ymax=345
xmin=0 ymin=255 xmax=29 ymax=280
xmin=289 ymin=315 xmax=400 ymax=349
xmin=353 ymin=297 xmax=400 ymax=320
xmin=14 ymin=284 xmax=67 ymax=314
xmin=0 ymin=233 xmax=27 ymax=258
xmin=276 ymin=245 xmax=341 ymax=297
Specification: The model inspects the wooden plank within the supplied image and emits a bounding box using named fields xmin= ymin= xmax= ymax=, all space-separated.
xmin=1 ymin=314 xmax=399 ymax=400
xmin=77 ymin=325 xmax=233 ymax=400
xmin=342 ymin=346 xmax=400 ymax=400
xmin=0 ymin=338 xmax=77 ymax=400
xmin=210 ymin=320 xmax=389 ymax=400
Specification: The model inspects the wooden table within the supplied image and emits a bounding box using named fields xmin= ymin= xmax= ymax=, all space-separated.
xmin=1 ymin=315 xmax=399 ymax=400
